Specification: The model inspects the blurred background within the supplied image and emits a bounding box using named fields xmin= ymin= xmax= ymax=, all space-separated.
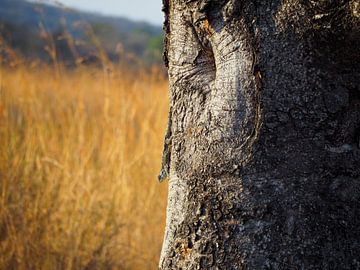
xmin=0 ymin=0 xmax=168 ymax=269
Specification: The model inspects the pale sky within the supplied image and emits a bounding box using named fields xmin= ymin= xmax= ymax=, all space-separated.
xmin=55 ymin=0 xmax=163 ymax=25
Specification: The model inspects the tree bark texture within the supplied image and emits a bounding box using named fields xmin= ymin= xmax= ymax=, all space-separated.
xmin=159 ymin=0 xmax=360 ymax=269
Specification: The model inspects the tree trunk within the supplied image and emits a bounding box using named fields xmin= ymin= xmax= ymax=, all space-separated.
xmin=159 ymin=0 xmax=360 ymax=269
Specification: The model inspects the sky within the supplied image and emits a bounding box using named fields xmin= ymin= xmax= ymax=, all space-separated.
xmin=54 ymin=0 xmax=163 ymax=25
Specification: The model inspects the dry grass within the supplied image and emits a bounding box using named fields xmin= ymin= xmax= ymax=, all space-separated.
xmin=0 ymin=63 xmax=169 ymax=270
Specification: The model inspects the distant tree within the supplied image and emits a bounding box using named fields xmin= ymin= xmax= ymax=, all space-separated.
xmin=159 ymin=0 xmax=360 ymax=269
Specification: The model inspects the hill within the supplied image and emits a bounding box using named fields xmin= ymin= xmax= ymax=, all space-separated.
xmin=0 ymin=0 xmax=164 ymax=65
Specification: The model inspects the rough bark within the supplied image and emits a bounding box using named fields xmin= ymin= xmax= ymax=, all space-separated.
xmin=159 ymin=0 xmax=360 ymax=269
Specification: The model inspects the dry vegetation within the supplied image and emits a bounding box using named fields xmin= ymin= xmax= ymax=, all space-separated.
xmin=0 ymin=63 xmax=169 ymax=270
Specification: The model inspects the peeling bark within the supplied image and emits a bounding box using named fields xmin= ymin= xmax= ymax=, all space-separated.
xmin=159 ymin=0 xmax=360 ymax=269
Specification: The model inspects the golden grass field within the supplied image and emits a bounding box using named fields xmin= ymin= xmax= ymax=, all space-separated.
xmin=0 ymin=63 xmax=169 ymax=270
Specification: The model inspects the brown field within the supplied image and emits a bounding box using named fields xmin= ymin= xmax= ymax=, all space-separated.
xmin=0 ymin=63 xmax=169 ymax=270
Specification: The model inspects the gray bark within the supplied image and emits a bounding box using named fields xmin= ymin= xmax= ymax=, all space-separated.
xmin=159 ymin=0 xmax=360 ymax=269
